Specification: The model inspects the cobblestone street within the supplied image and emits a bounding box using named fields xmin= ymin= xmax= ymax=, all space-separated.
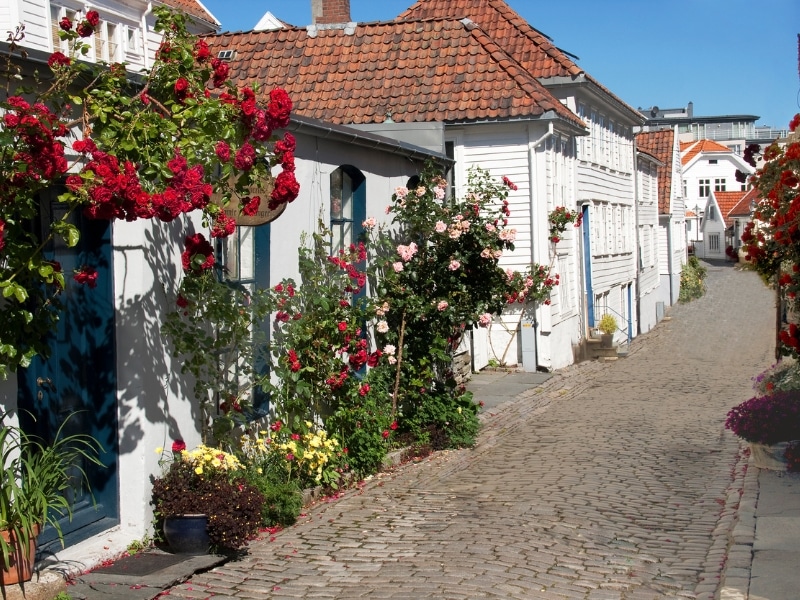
xmin=168 ymin=262 xmax=775 ymax=599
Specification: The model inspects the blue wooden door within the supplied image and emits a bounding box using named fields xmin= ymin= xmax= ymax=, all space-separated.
xmin=17 ymin=190 xmax=119 ymax=550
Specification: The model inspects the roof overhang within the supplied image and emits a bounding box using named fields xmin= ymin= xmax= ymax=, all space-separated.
xmin=540 ymin=74 xmax=645 ymax=126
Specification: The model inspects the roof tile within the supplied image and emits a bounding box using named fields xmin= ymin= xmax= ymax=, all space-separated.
xmin=206 ymin=18 xmax=583 ymax=127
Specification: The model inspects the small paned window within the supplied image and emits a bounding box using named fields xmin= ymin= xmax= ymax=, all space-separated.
xmin=699 ymin=179 xmax=710 ymax=197
xmin=715 ymin=178 xmax=726 ymax=192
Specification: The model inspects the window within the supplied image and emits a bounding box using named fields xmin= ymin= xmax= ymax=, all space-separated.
xmin=330 ymin=166 xmax=366 ymax=255
xmin=714 ymin=178 xmax=726 ymax=192
xmin=708 ymin=159 xmax=718 ymax=165
xmin=709 ymin=233 xmax=720 ymax=252
xmin=50 ymin=6 xmax=78 ymax=52
xmin=95 ymin=22 xmax=119 ymax=62
xmin=699 ymin=179 xmax=710 ymax=197
xmin=125 ymin=25 xmax=141 ymax=53
xmin=707 ymin=205 xmax=716 ymax=220
xmin=682 ymin=180 xmax=687 ymax=198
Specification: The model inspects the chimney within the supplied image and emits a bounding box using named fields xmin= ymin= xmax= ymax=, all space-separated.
xmin=312 ymin=0 xmax=351 ymax=24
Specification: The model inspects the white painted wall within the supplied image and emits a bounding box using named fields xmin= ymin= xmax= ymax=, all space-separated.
xmin=636 ymin=157 xmax=661 ymax=333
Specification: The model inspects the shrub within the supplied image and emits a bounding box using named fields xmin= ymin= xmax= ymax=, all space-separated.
xmin=679 ymin=256 xmax=707 ymax=303
xmin=725 ymin=390 xmax=800 ymax=444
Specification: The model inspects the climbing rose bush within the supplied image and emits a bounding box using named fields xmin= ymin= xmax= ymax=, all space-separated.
xmin=0 ymin=7 xmax=298 ymax=378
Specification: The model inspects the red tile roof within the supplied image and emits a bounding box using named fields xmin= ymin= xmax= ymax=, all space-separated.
xmin=398 ymin=0 xmax=642 ymax=122
xmin=680 ymin=139 xmax=732 ymax=166
xmin=205 ymin=18 xmax=584 ymax=127
xmin=636 ymin=129 xmax=675 ymax=215
xmin=728 ymin=188 xmax=758 ymax=218
xmin=161 ymin=0 xmax=218 ymax=28
xmin=714 ymin=190 xmax=748 ymax=228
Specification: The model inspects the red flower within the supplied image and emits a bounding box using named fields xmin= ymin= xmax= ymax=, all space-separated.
xmin=382 ymin=430 xmax=390 ymax=439
xmin=0 ymin=219 xmax=5 ymax=252
xmin=359 ymin=384 xmax=370 ymax=396
xmin=176 ymin=294 xmax=189 ymax=308
xmin=210 ymin=212 xmax=236 ymax=238
xmin=194 ymin=39 xmax=211 ymax=63
xmin=215 ymin=140 xmax=230 ymax=162
xmin=390 ymin=421 xmax=398 ymax=430
xmin=85 ymin=10 xmax=100 ymax=27
xmin=59 ymin=17 xmax=72 ymax=31
xmin=181 ymin=233 xmax=215 ymax=272
xmin=76 ymin=21 xmax=94 ymax=37
xmin=267 ymin=88 xmax=292 ymax=129
xmin=233 ymin=142 xmax=256 ymax=171
xmin=290 ymin=433 xmax=301 ymax=441
xmin=73 ymin=266 xmax=98 ymax=288
xmin=48 ymin=52 xmax=70 ymax=68
xmin=337 ymin=321 xmax=347 ymax=332
xmin=172 ymin=440 xmax=186 ymax=453
xmin=270 ymin=169 xmax=300 ymax=207
xmin=502 ymin=176 xmax=518 ymax=191
xmin=790 ymin=113 xmax=800 ymax=132
xmin=242 ymin=196 xmax=261 ymax=216
xmin=270 ymin=420 xmax=282 ymax=432
xmin=174 ymin=77 xmax=190 ymax=102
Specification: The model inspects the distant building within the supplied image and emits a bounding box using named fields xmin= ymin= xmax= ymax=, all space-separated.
xmin=637 ymin=102 xmax=789 ymax=155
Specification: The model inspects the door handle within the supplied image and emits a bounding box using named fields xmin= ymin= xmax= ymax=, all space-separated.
xmin=36 ymin=377 xmax=53 ymax=389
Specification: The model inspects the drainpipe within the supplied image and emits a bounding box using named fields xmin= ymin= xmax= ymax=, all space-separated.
xmin=141 ymin=2 xmax=153 ymax=70
xmin=522 ymin=122 xmax=554 ymax=372
xmin=666 ymin=213 xmax=675 ymax=303
xmin=632 ymin=138 xmax=641 ymax=336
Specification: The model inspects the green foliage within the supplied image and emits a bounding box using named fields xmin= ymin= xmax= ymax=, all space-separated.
xmin=679 ymin=256 xmax=707 ymax=303
xmin=162 ymin=267 xmax=271 ymax=443
xmin=401 ymin=387 xmax=480 ymax=450
xmin=0 ymin=412 xmax=104 ymax=570
xmin=247 ymin=477 xmax=303 ymax=527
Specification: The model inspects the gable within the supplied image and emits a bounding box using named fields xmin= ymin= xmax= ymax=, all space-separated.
xmin=162 ymin=0 xmax=219 ymax=28
xmin=636 ymin=129 xmax=675 ymax=215
xmin=399 ymin=0 xmax=642 ymax=124
xmin=205 ymin=18 xmax=584 ymax=127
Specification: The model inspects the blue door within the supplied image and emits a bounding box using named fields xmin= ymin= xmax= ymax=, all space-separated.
xmin=18 ymin=189 xmax=119 ymax=550
xmin=582 ymin=204 xmax=595 ymax=327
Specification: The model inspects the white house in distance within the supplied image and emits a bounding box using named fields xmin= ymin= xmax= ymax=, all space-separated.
xmin=699 ymin=188 xmax=758 ymax=260
xmin=681 ymin=139 xmax=753 ymax=258
xmin=0 ymin=0 xmax=447 ymax=572
xmin=635 ymin=128 xmax=686 ymax=312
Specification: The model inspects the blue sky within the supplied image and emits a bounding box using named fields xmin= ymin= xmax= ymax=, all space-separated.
xmin=200 ymin=0 xmax=799 ymax=129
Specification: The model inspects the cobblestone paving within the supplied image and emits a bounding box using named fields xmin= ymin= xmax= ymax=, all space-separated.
xmin=168 ymin=263 xmax=774 ymax=599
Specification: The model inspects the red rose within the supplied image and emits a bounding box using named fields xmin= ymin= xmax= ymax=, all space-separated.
xmin=194 ymin=39 xmax=210 ymax=63
xmin=76 ymin=21 xmax=93 ymax=37
xmin=382 ymin=430 xmax=390 ymax=439
xmin=59 ymin=17 xmax=72 ymax=31
xmin=73 ymin=266 xmax=98 ymax=288
xmin=242 ymin=196 xmax=260 ymax=216
xmin=85 ymin=11 xmax=100 ymax=27
xmin=172 ymin=440 xmax=186 ymax=453
xmin=181 ymin=233 xmax=214 ymax=272
xmin=48 ymin=52 xmax=71 ymax=68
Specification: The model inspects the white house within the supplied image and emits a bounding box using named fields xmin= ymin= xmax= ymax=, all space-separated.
xmin=216 ymin=0 xmax=649 ymax=370
xmin=633 ymin=142 xmax=663 ymax=334
xmin=681 ymin=139 xmax=753 ymax=258
xmin=636 ymin=128 xmax=687 ymax=308
xmin=700 ymin=189 xmax=757 ymax=260
xmin=0 ymin=0 xmax=446 ymax=572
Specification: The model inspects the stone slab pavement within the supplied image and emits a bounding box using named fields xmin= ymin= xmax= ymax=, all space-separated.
xmin=54 ymin=260 xmax=797 ymax=599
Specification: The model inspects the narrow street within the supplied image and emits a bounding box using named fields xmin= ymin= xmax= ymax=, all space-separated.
xmin=169 ymin=261 xmax=775 ymax=599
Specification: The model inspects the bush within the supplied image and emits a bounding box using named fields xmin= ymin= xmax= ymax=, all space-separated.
xmin=679 ymin=256 xmax=707 ymax=303
xmin=401 ymin=387 xmax=480 ymax=450
xmin=725 ymin=390 xmax=800 ymax=444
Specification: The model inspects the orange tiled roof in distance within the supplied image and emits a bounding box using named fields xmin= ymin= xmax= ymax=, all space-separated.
xmin=728 ymin=188 xmax=759 ymax=218
xmin=714 ymin=190 xmax=748 ymax=228
xmin=636 ymin=129 xmax=675 ymax=215
xmin=205 ymin=18 xmax=585 ymax=127
xmin=162 ymin=0 xmax=219 ymax=28
xmin=398 ymin=0 xmax=642 ymax=122
xmin=681 ymin=139 xmax=733 ymax=166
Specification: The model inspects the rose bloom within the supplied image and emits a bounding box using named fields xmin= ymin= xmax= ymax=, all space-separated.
xmin=437 ymin=301 xmax=449 ymax=311
xmin=337 ymin=321 xmax=347 ymax=332
xmin=415 ymin=186 xmax=426 ymax=197
xmin=376 ymin=320 xmax=389 ymax=333
xmin=448 ymin=260 xmax=461 ymax=271
xmin=435 ymin=220 xmax=447 ymax=233
xmin=388 ymin=356 xmax=397 ymax=365
xmin=434 ymin=186 xmax=445 ymax=200
xmin=479 ymin=313 xmax=492 ymax=327
xmin=392 ymin=261 xmax=404 ymax=273
xmin=383 ymin=344 xmax=396 ymax=355
xmin=394 ymin=186 xmax=408 ymax=199
xmin=362 ymin=217 xmax=377 ymax=229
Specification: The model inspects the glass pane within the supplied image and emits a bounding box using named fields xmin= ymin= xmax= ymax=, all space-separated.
xmin=341 ymin=171 xmax=353 ymax=220
xmin=330 ymin=170 xmax=343 ymax=220
xmin=238 ymin=226 xmax=255 ymax=280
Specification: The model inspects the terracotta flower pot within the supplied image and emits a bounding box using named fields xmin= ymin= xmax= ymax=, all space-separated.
xmin=0 ymin=525 xmax=40 ymax=585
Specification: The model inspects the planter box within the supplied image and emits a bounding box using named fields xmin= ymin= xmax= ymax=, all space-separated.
xmin=750 ymin=441 xmax=792 ymax=471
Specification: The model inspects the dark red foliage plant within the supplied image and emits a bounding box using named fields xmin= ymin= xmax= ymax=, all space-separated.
xmin=725 ymin=390 xmax=800 ymax=445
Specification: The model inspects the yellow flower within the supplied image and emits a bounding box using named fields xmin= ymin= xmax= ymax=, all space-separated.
xmin=195 ymin=466 xmax=203 ymax=475
xmin=155 ymin=447 xmax=163 ymax=454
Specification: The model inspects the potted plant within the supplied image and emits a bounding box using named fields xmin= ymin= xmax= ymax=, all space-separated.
xmin=725 ymin=389 xmax=800 ymax=470
xmin=598 ymin=314 xmax=617 ymax=348
xmin=0 ymin=412 xmax=103 ymax=584
xmin=151 ymin=442 xmax=265 ymax=554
